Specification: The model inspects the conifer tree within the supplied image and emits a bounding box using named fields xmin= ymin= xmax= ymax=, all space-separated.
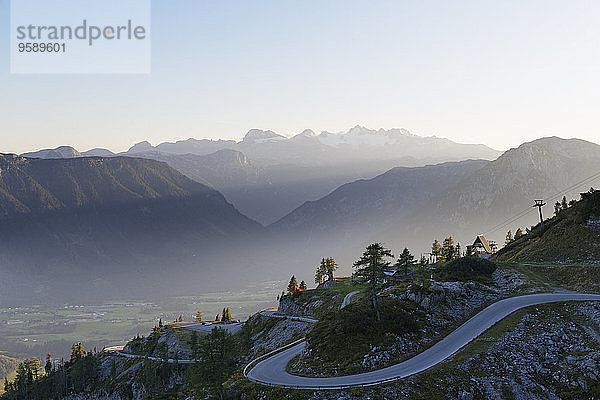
xmin=396 ymin=248 xmax=415 ymax=275
xmin=514 ymin=228 xmax=524 ymax=239
xmin=196 ymin=311 xmax=203 ymax=322
xmin=215 ymin=313 xmax=220 ymax=322
xmin=353 ymin=242 xmax=393 ymax=320
xmin=70 ymin=343 xmax=85 ymax=363
xmin=45 ymin=353 xmax=52 ymax=375
xmin=159 ymin=318 xmax=163 ymax=328
xmin=299 ymin=280 xmax=307 ymax=290
xmin=325 ymin=257 xmax=337 ymax=281
xmin=221 ymin=307 xmax=232 ymax=322
xmin=505 ymin=230 xmax=513 ymax=245
xmin=315 ymin=258 xmax=327 ymax=285
xmin=431 ymin=240 xmax=443 ymax=263
xmin=442 ymin=236 xmax=456 ymax=262
xmin=287 ymin=275 xmax=299 ymax=294
xmin=554 ymin=201 xmax=561 ymax=215
xmin=561 ymin=196 xmax=568 ymax=210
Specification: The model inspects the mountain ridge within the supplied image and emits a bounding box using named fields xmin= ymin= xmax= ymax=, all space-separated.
xmin=0 ymin=154 xmax=264 ymax=304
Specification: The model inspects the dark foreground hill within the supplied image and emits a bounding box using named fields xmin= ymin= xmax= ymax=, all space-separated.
xmin=494 ymin=188 xmax=600 ymax=263
xmin=0 ymin=154 xmax=264 ymax=304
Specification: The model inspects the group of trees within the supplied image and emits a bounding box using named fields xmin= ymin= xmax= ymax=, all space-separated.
xmin=214 ymin=307 xmax=233 ymax=323
xmin=352 ymin=243 xmax=432 ymax=321
xmin=193 ymin=308 xmax=234 ymax=323
xmin=314 ymin=257 xmax=338 ymax=285
xmin=3 ymin=344 xmax=99 ymax=400
xmin=285 ymin=256 xmax=340 ymax=297
xmin=286 ymin=275 xmax=307 ymax=295
xmin=188 ymin=328 xmax=238 ymax=400
xmin=505 ymin=228 xmax=524 ymax=245
xmin=431 ymin=236 xmax=461 ymax=262
xmin=554 ymin=195 xmax=576 ymax=216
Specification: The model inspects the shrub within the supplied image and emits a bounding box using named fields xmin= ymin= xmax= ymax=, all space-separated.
xmin=434 ymin=256 xmax=497 ymax=284
xmin=306 ymin=297 xmax=422 ymax=367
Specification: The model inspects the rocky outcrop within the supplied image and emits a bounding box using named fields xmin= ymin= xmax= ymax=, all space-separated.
xmin=278 ymin=296 xmax=317 ymax=318
xmin=456 ymin=301 xmax=600 ymax=399
xmin=249 ymin=315 xmax=312 ymax=357
xmin=587 ymin=216 xmax=600 ymax=231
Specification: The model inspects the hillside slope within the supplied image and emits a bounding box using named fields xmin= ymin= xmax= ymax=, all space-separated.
xmin=271 ymin=160 xmax=489 ymax=242
xmin=376 ymin=137 xmax=600 ymax=255
xmin=494 ymin=189 xmax=600 ymax=263
xmin=0 ymin=154 xmax=264 ymax=304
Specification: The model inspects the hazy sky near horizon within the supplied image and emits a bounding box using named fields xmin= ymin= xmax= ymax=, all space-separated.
xmin=0 ymin=0 xmax=599 ymax=154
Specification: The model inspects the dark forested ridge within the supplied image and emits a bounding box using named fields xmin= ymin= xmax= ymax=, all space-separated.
xmin=0 ymin=154 xmax=264 ymax=304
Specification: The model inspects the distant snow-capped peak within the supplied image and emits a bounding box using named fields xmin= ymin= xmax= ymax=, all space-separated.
xmin=317 ymin=126 xmax=415 ymax=149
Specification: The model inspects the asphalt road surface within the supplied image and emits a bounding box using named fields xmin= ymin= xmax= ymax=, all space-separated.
xmin=259 ymin=308 xmax=318 ymax=323
xmin=174 ymin=321 xmax=244 ymax=334
xmin=246 ymin=293 xmax=600 ymax=389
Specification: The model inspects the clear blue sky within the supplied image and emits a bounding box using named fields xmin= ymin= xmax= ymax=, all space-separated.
xmin=1 ymin=0 xmax=599 ymax=154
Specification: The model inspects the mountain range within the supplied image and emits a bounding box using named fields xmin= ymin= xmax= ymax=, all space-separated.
xmin=0 ymin=154 xmax=263 ymax=304
xmin=267 ymin=137 xmax=600 ymax=269
xmin=21 ymin=126 xmax=501 ymax=224
xmin=10 ymin=131 xmax=600 ymax=297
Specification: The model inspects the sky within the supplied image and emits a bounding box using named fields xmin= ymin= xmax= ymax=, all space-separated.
xmin=0 ymin=0 xmax=599 ymax=154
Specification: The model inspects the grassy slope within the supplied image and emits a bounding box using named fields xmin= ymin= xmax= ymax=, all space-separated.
xmin=494 ymin=190 xmax=600 ymax=263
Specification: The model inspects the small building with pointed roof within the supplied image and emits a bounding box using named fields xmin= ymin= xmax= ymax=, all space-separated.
xmin=466 ymin=235 xmax=497 ymax=258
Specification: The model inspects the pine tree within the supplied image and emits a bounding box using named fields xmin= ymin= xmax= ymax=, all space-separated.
xmin=287 ymin=275 xmax=299 ymax=294
xmin=222 ymin=307 xmax=232 ymax=322
xmin=454 ymin=242 xmax=461 ymax=259
xmin=561 ymin=196 xmax=568 ymax=210
xmin=466 ymin=245 xmax=473 ymax=257
xmin=190 ymin=328 xmax=237 ymax=398
xmin=196 ymin=311 xmax=203 ymax=322
xmin=45 ymin=353 xmax=52 ymax=375
xmin=505 ymin=230 xmax=513 ymax=245
xmin=178 ymin=314 xmax=183 ymax=322
xmin=431 ymin=240 xmax=443 ymax=263
xmin=299 ymin=280 xmax=307 ymax=290
xmin=325 ymin=257 xmax=337 ymax=281
xmin=554 ymin=201 xmax=561 ymax=216
xmin=70 ymin=343 xmax=85 ymax=363
xmin=442 ymin=236 xmax=456 ymax=262
xmin=159 ymin=318 xmax=163 ymax=328
xmin=414 ymin=258 xmax=430 ymax=286
xmin=353 ymin=242 xmax=393 ymax=320
xmin=395 ymin=248 xmax=415 ymax=276
xmin=315 ymin=258 xmax=327 ymax=285
xmin=215 ymin=313 xmax=220 ymax=322
xmin=514 ymin=228 xmax=524 ymax=239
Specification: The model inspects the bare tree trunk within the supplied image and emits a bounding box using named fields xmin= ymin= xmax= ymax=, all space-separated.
xmin=371 ymin=283 xmax=380 ymax=321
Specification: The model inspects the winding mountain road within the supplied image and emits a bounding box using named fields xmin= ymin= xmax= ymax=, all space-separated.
xmin=246 ymin=293 xmax=600 ymax=389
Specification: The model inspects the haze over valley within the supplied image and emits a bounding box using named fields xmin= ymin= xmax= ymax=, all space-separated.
xmin=4 ymin=128 xmax=600 ymax=308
